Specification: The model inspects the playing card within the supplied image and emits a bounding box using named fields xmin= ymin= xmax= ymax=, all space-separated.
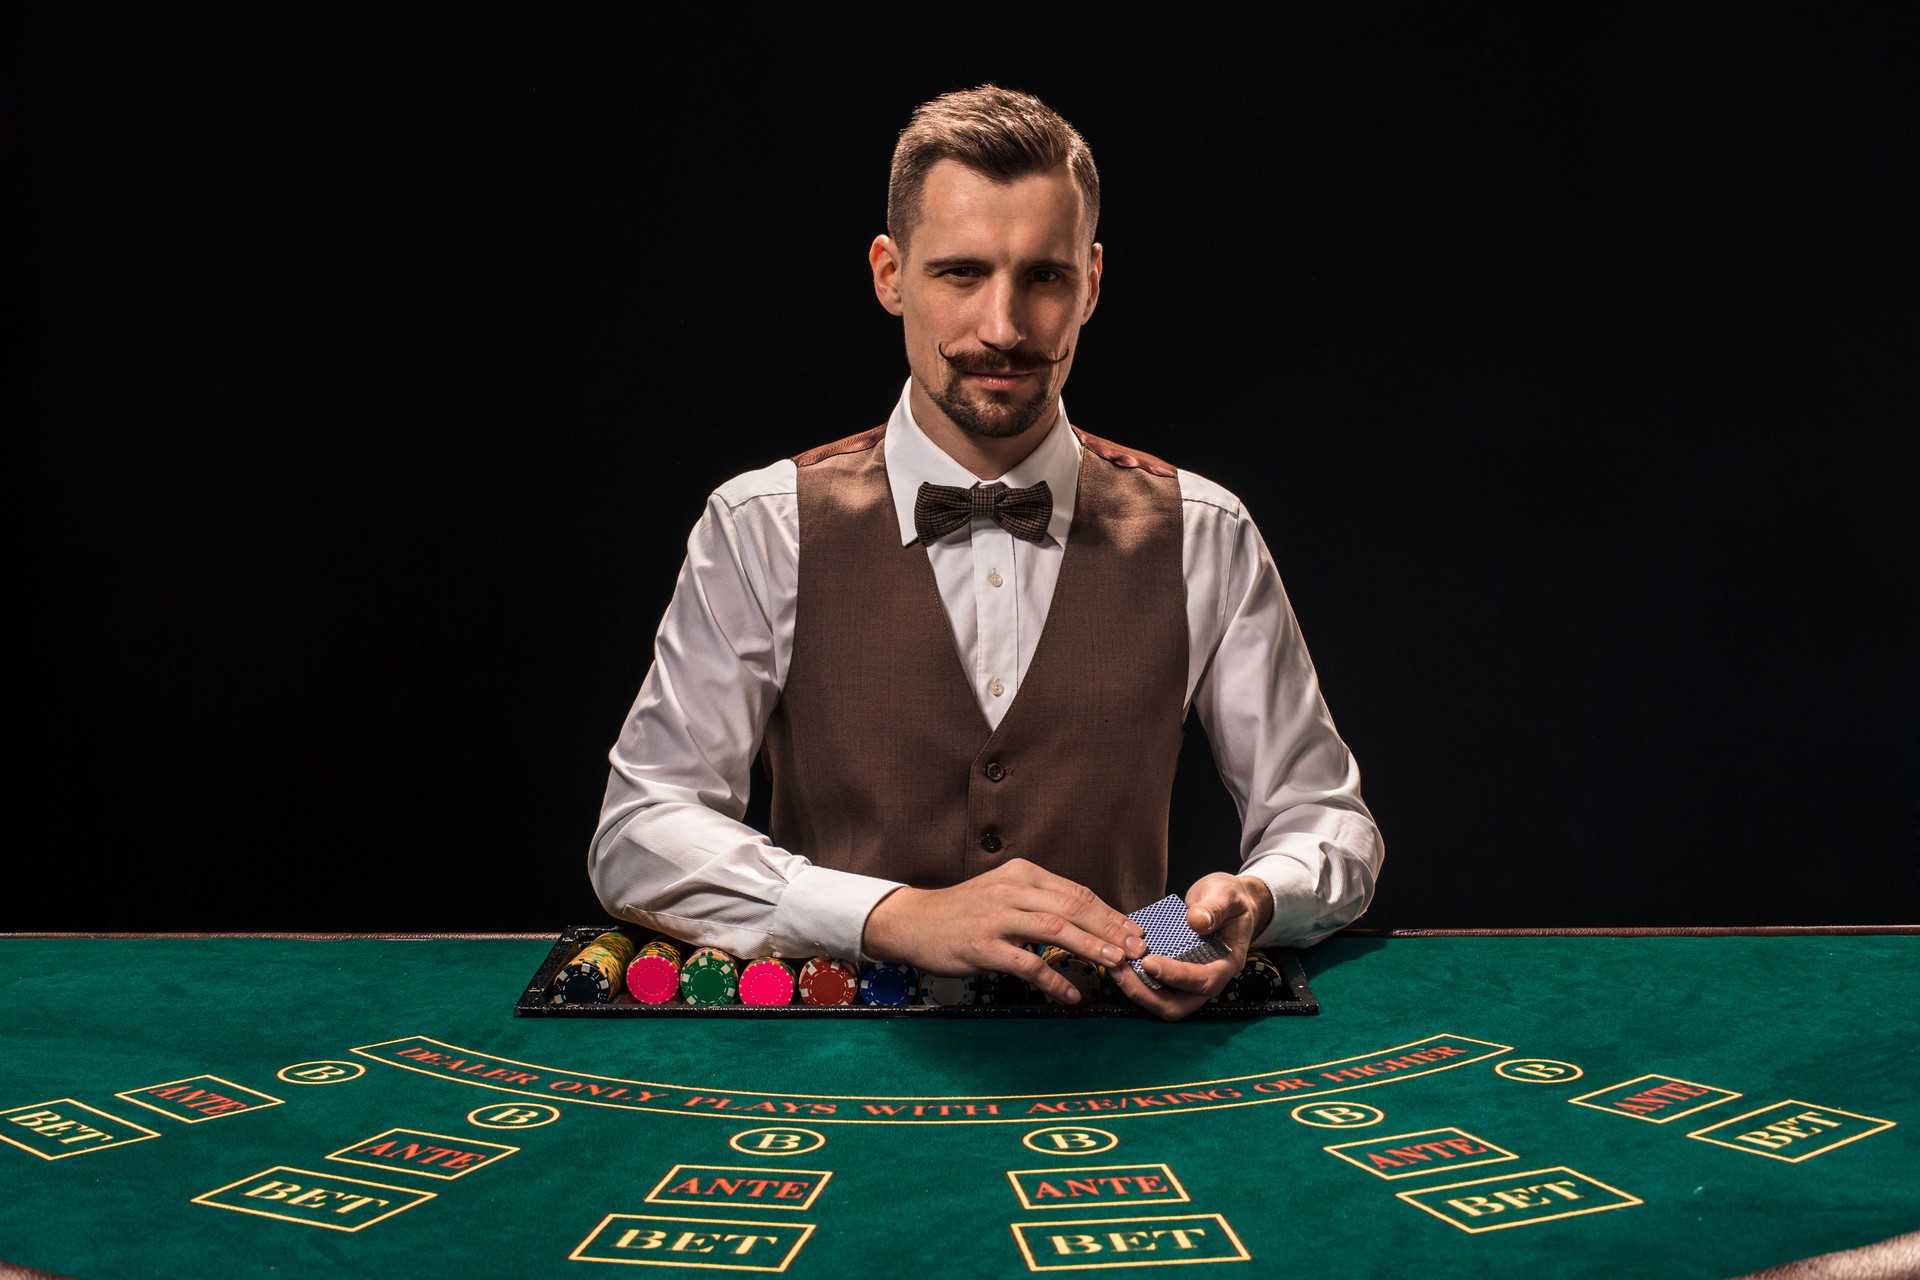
xmin=1126 ymin=894 xmax=1232 ymax=989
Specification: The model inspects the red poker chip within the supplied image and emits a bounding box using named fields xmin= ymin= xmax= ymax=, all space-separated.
xmin=798 ymin=956 xmax=857 ymax=1006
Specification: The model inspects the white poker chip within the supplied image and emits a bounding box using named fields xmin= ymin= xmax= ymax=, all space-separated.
xmin=919 ymin=973 xmax=978 ymax=1006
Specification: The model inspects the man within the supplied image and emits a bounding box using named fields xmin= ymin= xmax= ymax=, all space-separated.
xmin=589 ymin=85 xmax=1381 ymax=1020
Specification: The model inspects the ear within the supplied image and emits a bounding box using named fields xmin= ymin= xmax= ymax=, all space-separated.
xmin=1081 ymin=242 xmax=1103 ymax=323
xmin=870 ymin=235 xmax=905 ymax=316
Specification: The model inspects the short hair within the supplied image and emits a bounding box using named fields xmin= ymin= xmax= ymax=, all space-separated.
xmin=886 ymin=84 xmax=1100 ymax=253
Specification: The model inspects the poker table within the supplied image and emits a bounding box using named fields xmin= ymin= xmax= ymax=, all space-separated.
xmin=3 ymin=928 xmax=1915 ymax=1280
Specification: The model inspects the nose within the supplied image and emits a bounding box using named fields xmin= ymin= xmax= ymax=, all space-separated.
xmin=975 ymin=277 xmax=1026 ymax=351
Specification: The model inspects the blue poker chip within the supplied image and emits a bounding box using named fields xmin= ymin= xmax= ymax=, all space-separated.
xmin=919 ymin=973 xmax=978 ymax=1006
xmin=858 ymin=961 xmax=920 ymax=1006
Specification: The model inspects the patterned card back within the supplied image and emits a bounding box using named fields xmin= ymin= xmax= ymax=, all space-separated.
xmin=1126 ymin=894 xmax=1231 ymax=989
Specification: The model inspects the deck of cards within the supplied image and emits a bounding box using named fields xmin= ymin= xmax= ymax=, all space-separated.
xmin=1126 ymin=894 xmax=1233 ymax=989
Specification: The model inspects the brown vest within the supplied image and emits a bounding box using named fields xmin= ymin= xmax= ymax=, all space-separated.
xmin=761 ymin=424 xmax=1188 ymax=913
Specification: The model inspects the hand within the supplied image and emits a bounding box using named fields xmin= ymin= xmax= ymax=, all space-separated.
xmin=1106 ymin=872 xmax=1275 ymax=1022
xmin=860 ymin=858 xmax=1148 ymax=1005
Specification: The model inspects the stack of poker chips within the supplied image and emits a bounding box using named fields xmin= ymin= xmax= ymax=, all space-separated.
xmin=918 ymin=973 xmax=978 ymax=1006
xmin=1037 ymin=945 xmax=1101 ymax=1005
xmin=1217 ymin=950 xmax=1284 ymax=1004
xmin=976 ymin=971 xmax=1034 ymax=1006
xmin=551 ymin=930 xmax=638 ymax=1005
xmin=679 ymin=947 xmax=741 ymax=1006
xmin=856 ymin=960 xmax=920 ymax=1006
xmin=797 ymin=956 xmax=859 ymax=1006
xmin=625 ymin=937 xmax=685 ymax=1005
xmin=739 ymin=956 xmax=797 ymax=1006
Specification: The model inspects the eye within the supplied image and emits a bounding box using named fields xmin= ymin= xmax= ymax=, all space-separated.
xmin=942 ymin=266 xmax=982 ymax=279
xmin=1031 ymin=268 xmax=1061 ymax=284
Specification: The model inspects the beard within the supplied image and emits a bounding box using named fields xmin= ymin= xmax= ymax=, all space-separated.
xmin=920 ymin=342 xmax=1071 ymax=440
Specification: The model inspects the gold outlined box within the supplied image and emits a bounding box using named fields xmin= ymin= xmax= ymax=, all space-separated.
xmin=1688 ymin=1100 xmax=1895 ymax=1162
xmin=1395 ymin=1166 xmax=1641 ymax=1233
xmin=327 ymin=1128 xmax=518 ymax=1180
xmin=1568 ymin=1074 xmax=1740 ymax=1124
xmin=1008 ymin=1164 xmax=1191 ymax=1211
xmin=570 ymin=1214 xmax=815 ymax=1271
xmin=0 ymin=1099 xmax=159 ymax=1160
xmin=645 ymin=1165 xmax=831 ymax=1212
xmin=192 ymin=1166 xmax=434 ymax=1232
xmin=117 ymin=1075 xmax=285 ymax=1124
xmin=1323 ymin=1128 xmax=1518 ymax=1180
xmin=1010 ymin=1213 xmax=1250 ymax=1270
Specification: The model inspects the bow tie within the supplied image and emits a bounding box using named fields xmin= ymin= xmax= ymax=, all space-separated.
xmin=914 ymin=480 xmax=1053 ymax=545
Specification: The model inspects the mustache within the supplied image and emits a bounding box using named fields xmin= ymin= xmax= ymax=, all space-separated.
xmin=938 ymin=342 xmax=1071 ymax=375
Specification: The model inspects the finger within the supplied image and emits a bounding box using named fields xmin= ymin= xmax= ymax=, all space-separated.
xmin=991 ymin=941 xmax=1080 ymax=1005
xmin=1006 ymin=891 xmax=1140 ymax=966
xmin=1141 ymin=952 xmax=1237 ymax=999
xmin=1108 ymin=959 xmax=1206 ymax=1022
xmin=1185 ymin=874 xmax=1248 ymax=936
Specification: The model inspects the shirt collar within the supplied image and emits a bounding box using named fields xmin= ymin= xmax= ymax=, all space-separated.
xmin=882 ymin=380 xmax=1081 ymax=547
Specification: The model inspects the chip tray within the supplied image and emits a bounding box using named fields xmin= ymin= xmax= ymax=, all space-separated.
xmin=515 ymin=924 xmax=1320 ymax=1017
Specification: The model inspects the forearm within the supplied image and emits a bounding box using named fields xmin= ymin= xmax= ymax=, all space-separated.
xmin=590 ymin=791 xmax=900 ymax=960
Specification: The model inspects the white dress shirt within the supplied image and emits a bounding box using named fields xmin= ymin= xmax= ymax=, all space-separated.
xmin=590 ymin=384 xmax=1382 ymax=963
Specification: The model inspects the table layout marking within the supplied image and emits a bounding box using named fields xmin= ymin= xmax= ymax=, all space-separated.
xmin=568 ymin=1213 xmax=817 ymax=1272
xmin=646 ymin=1164 xmax=833 ymax=1212
xmin=191 ymin=1165 xmax=437 ymax=1233
xmin=1007 ymin=1164 xmax=1191 ymax=1211
xmin=1322 ymin=1127 xmax=1520 ymax=1180
xmin=0 ymin=1099 xmax=160 ymax=1160
xmin=1568 ymin=1074 xmax=1742 ymax=1124
xmin=1687 ymin=1100 xmax=1897 ymax=1162
xmin=1393 ymin=1166 xmax=1642 ymax=1234
xmin=352 ymin=1032 xmax=1512 ymax=1124
xmin=115 ymin=1074 xmax=285 ymax=1124
xmin=1010 ymin=1213 xmax=1251 ymax=1271
xmin=326 ymin=1127 xmax=520 ymax=1180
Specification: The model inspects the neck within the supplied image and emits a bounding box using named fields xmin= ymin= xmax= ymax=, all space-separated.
xmin=908 ymin=382 xmax=1059 ymax=481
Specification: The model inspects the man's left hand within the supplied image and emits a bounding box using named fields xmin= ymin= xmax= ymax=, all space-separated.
xmin=1105 ymin=873 xmax=1275 ymax=1022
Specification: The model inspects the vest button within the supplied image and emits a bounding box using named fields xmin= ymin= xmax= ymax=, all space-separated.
xmin=984 ymin=761 xmax=1006 ymax=782
xmin=979 ymin=831 xmax=1003 ymax=853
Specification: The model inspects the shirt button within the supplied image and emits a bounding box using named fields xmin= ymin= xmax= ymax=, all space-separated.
xmin=984 ymin=761 xmax=1006 ymax=782
xmin=980 ymin=831 xmax=1003 ymax=853
xmin=987 ymin=570 xmax=1004 ymax=588
xmin=987 ymin=678 xmax=1005 ymax=697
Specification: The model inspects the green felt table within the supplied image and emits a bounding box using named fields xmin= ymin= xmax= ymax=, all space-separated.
xmin=2 ymin=930 xmax=1915 ymax=1280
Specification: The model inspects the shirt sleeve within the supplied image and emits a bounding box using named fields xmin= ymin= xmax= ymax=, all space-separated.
xmin=587 ymin=468 xmax=904 ymax=961
xmin=1181 ymin=478 xmax=1384 ymax=949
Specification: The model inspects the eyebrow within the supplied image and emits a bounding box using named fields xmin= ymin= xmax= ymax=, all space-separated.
xmin=920 ymin=255 xmax=1082 ymax=276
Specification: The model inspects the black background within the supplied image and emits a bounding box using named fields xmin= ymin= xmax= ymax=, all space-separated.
xmin=12 ymin=6 xmax=1916 ymax=932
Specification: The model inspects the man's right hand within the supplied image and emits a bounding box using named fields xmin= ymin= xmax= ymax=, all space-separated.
xmin=860 ymin=858 xmax=1148 ymax=1005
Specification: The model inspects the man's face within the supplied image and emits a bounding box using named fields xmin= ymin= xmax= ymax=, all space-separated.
xmin=871 ymin=160 xmax=1101 ymax=448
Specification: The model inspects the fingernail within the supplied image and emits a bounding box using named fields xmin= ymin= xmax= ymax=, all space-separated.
xmin=1101 ymin=946 xmax=1122 ymax=964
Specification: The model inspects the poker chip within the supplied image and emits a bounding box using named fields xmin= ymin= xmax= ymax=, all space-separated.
xmin=551 ymin=930 xmax=636 ymax=1005
xmin=1038 ymin=946 xmax=1099 ymax=1005
xmin=626 ymin=937 xmax=685 ymax=1005
xmin=797 ymin=956 xmax=858 ymax=1006
xmin=918 ymin=973 xmax=978 ymax=1006
xmin=857 ymin=961 xmax=920 ymax=1006
xmin=975 ymin=971 xmax=1032 ymax=1006
xmin=679 ymin=947 xmax=740 ymax=1006
xmin=739 ymin=957 xmax=797 ymax=1007
xmin=1233 ymin=951 xmax=1283 ymax=1004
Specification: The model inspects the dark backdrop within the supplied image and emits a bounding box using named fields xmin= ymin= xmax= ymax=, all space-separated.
xmin=13 ymin=6 xmax=1916 ymax=932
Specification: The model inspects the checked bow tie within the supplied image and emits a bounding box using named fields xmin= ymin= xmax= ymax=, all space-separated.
xmin=914 ymin=480 xmax=1053 ymax=545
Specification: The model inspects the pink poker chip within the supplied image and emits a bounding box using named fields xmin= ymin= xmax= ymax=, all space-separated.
xmin=739 ymin=958 xmax=795 ymax=1007
xmin=626 ymin=954 xmax=682 ymax=1005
